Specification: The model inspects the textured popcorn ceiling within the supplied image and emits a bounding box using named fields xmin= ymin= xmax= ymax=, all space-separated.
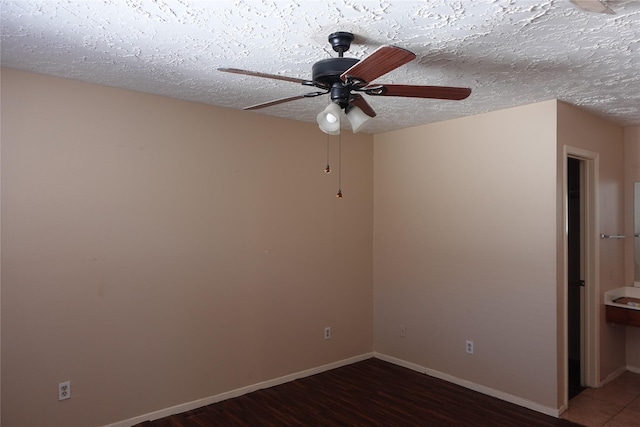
xmin=1 ymin=0 xmax=639 ymax=133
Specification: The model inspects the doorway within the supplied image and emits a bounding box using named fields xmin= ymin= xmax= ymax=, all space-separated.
xmin=567 ymin=157 xmax=585 ymax=399
xmin=563 ymin=146 xmax=599 ymax=408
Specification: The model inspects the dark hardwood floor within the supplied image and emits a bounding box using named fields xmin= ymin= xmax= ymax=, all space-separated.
xmin=134 ymin=358 xmax=584 ymax=427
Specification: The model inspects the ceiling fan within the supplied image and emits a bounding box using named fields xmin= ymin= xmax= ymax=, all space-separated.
xmin=219 ymin=32 xmax=471 ymax=134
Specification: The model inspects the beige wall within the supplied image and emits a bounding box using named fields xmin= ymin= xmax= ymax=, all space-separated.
xmin=624 ymin=126 xmax=640 ymax=369
xmin=373 ymin=101 xmax=560 ymax=409
xmin=0 ymin=68 xmax=374 ymax=426
xmin=556 ymin=102 xmax=626 ymax=381
xmin=373 ymin=100 xmax=628 ymax=412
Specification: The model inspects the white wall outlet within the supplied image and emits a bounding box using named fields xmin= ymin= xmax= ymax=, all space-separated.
xmin=400 ymin=324 xmax=407 ymax=337
xmin=324 ymin=326 xmax=331 ymax=340
xmin=58 ymin=381 xmax=71 ymax=400
xmin=466 ymin=340 xmax=474 ymax=355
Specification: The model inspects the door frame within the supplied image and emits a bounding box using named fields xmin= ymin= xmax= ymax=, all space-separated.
xmin=562 ymin=146 xmax=600 ymax=406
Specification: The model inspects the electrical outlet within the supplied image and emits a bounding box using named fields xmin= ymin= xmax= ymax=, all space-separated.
xmin=466 ymin=340 xmax=474 ymax=355
xmin=58 ymin=381 xmax=71 ymax=401
xmin=400 ymin=324 xmax=407 ymax=337
xmin=324 ymin=326 xmax=331 ymax=340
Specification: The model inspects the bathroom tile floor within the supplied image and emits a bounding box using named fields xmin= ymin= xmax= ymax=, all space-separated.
xmin=561 ymin=370 xmax=640 ymax=427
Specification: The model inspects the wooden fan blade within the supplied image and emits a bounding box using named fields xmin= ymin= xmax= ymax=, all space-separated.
xmin=350 ymin=94 xmax=377 ymax=117
xmin=245 ymin=95 xmax=307 ymax=110
xmin=365 ymin=84 xmax=471 ymax=100
xmin=244 ymin=91 xmax=327 ymax=110
xmin=218 ymin=68 xmax=311 ymax=85
xmin=340 ymin=46 xmax=416 ymax=84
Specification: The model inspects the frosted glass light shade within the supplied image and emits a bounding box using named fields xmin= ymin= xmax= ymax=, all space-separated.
xmin=346 ymin=106 xmax=371 ymax=133
xmin=317 ymin=102 xmax=342 ymax=135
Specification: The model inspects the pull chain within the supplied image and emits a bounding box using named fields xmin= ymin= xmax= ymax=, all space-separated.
xmin=336 ymin=132 xmax=343 ymax=199
xmin=324 ymin=133 xmax=331 ymax=174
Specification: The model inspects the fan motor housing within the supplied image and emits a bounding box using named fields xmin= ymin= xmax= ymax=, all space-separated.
xmin=312 ymin=57 xmax=359 ymax=88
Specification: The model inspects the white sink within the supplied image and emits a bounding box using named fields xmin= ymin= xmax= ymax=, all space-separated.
xmin=605 ymin=287 xmax=640 ymax=311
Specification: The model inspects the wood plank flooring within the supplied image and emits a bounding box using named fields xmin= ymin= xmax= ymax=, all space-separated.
xmin=134 ymin=358 xmax=583 ymax=427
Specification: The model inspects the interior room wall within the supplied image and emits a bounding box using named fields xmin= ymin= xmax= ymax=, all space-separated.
xmin=1 ymin=67 xmax=632 ymax=427
xmin=624 ymin=126 xmax=640 ymax=370
xmin=372 ymin=101 xmax=560 ymax=411
xmin=0 ymin=68 xmax=374 ymax=427
xmin=556 ymin=102 xmax=626 ymax=381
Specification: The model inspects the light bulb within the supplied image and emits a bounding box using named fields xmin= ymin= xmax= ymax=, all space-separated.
xmin=325 ymin=165 xmax=331 ymax=174
xmin=326 ymin=114 xmax=338 ymax=123
xmin=336 ymin=189 xmax=343 ymax=199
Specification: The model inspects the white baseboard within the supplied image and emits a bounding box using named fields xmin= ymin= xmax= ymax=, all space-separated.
xmin=374 ymin=352 xmax=426 ymax=374
xmin=108 ymin=351 xmax=568 ymax=426
xmin=373 ymin=352 xmax=560 ymax=418
xmin=600 ymin=365 xmax=628 ymax=386
xmin=104 ymin=352 xmax=374 ymax=427
xmin=627 ymin=365 xmax=640 ymax=374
